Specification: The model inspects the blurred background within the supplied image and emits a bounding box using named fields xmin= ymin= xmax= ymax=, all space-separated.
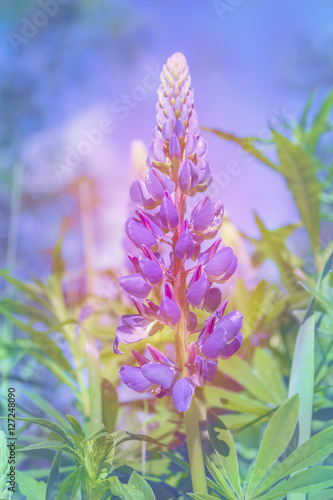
xmin=1 ymin=0 xmax=333 ymax=285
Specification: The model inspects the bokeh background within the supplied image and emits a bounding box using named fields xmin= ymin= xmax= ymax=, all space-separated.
xmin=1 ymin=0 xmax=333 ymax=286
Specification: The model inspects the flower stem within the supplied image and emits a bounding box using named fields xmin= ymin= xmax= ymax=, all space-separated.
xmin=184 ymin=395 xmax=208 ymax=495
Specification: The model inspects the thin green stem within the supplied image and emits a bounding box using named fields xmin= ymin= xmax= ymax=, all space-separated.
xmin=184 ymin=396 xmax=208 ymax=495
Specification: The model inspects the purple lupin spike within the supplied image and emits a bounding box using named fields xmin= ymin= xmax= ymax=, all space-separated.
xmin=115 ymin=53 xmax=242 ymax=412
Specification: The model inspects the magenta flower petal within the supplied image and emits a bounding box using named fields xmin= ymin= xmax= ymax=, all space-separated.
xmin=169 ymin=134 xmax=181 ymax=159
xmin=216 ymin=254 xmax=237 ymax=283
xmin=175 ymin=118 xmax=185 ymax=138
xmin=130 ymin=178 xmax=157 ymax=209
xmin=162 ymin=119 xmax=174 ymax=141
xmin=198 ymin=238 xmax=222 ymax=266
xmin=196 ymin=136 xmax=208 ymax=157
xmin=178 ymin=159 xmax=192 ymax=192
xmin=148 ymin=137 xmax=166 ymax=162
xmin=207 ymin=360 xmax=218 ymax=382
xmin=120 ymin=366 xmax=152 ymax=392
xmin=119 ymin=274 xmax=152 ymax=298
xmin=160 ymin=194 xmax=179 ymax=229
xmin=145 ymin=168 xmax=165 ymax=201
xmin=159 ymin=295 xmax=181 ymax=325
xmin=172 ymin=377 xmax=195 ymax=412
xmin=125 ymin=219 xmax=157 ymax=249
xmin=204 ymin=246 xmax=234 ymax=281
xmin=201 ymin=328 xmax=227 ymax=359
xmin=217 ymin=310 xmax=243 ymax=340
xmin=192 ymin=197 xmax=215 ymax=232
xmin=142 ymin=363 xmax=174 ymax=389
xmin=185 ymin=133 xmax=197 ymax=157
xmin=203 ymin=287 xmax=222 ymax=313
xmin=147 ymin=344 xmax=175 ymax=367
xmin=139 ymin=255 xmax=163 ymax=285
xmin=188 ymin=311 xmax=197 ymax=331
xmin=175 ymin=228 xmax=194 ymax=260
xmin=220 ymin=332 xmax=243 ymax=359
xmin=187 ymin=273 xmax=210 ymax=308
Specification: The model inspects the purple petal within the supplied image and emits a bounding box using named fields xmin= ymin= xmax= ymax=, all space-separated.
xmin=142 ymin=363 xmax=174 ymax=389
xmin=217 ymin=310 xmax=243 ymax=340
xmin=192 ymin=197 xmax=215 ymax=232
xmin=201 ymin=328 xmax=227 ymax=359
xmin=196 ymin=136 xmax=208 ymax=157
xmin=130 ymin=179 xmax=157 ymax=209
xmin=125 ymin=219 xmax=157 ymax=249
xmin=159 ymin=295 xmax=181 ymax=325
xmin=160 ymin=194 xmax=179 ymax=229
xmin=178 ymin=160 xmax=192 ymax=193
xmin=147 ymin=344 xmax=175 ymax=367
xmin=204 ymin=247 xmax=234 ymax=281
xmin=148 ymin=137 xmax=166 ymax=162
xmin=175 ymin=229 xmax=194 ymax=260
xmin=207 ymin=360 xmax=218 ymax=382
xmin=139 ymin=255 xmax=163 ymax=285
xmin=132 ymin=350 xmax=151 ymax=366
xmin=175 ymin=118 xmax=185 ymax=138
xmin=185 ymin=133 xmax=197 ymax=157
xmin=203 ymin=288 xmax=222 ymax=313
xmin=198 ymin=239 xmax=222 ymax=266
xmin=162 ymin=119 xmax=174 ymax=141
xmin=220 ymin=332 xmax=243 ymax=359
xmin=119 ymin=274 xmax=152 ymax=298
xmin=187 ymin=273 xmax=210 ymax=308
xmin=145 ymin=169 xmax=165 ymax=201
xmin=216 ymin=254 xmax=237 ymax=283
xmin=120 ymin=366 xmax=152 ymax=392
xmin=188 ymin=311 xmax=197 ymax=331
xmin=169 ymin=134 xmax=181 ymax=159
xmin=172 ymin=377 xmax=195 ymax=412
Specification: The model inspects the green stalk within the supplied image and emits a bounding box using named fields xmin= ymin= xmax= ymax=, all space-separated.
xmin=184 ymin=396 xmax=208 ymax=495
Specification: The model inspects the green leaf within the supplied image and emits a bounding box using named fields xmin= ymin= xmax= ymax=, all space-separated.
xmin=272 ymin=130 xmax=321 ymax=251
xmin=0 ymin=269 xmax=50 ymax=309
xmin=55 ymin=466 xmax=83 ymax=500
xmin=46 ymin=451 xmax=62 ymax=500
xmin=188 ymin=494 xmax=221 ymax=500
xmin=255 ymin=466 xmax=333 ymax=500
xmin=109 ymin=476 xmax=145 ymax=500
xmin=101 ymin=378 xmax=119 ymax=433
xmin=253 ymin=349 xmax=287 ymax=404
xmin=288 ymin=299 xmax=315 ymax=445
xmin=16 ymin=470 xmax=47 ymax=500
xmin=161 ymin=452 xmax=219 ymax=494
xmin=300 ymin=282 xmax=333 ymax=315
xmin=66 ymin=415 xmax=86 ymax=440
xmin=204 ymin=385 xmax=271 ymax=416
xmin=252 ymin=425 xmax=333 ymax=497
xmin=203 ymin=452 xmax=238 ymax=498
xmin=128 ymin=472 xmax=156 ymax=500
xmin=246 ymin=394 xmax=300 ymax=497
xmin=15 ymin=417 xmax=73 ymax=445
xmin=207 ymin=411 xmax=243 ymax=499
xmin=18 ymin=441 xmax=71 ymax=452
xmin=219 ymin=355 xmax=279 ymax=405
xmin=306 ymin=89 xmax=333 ymax=153
xmin=241 ymin=215 xmax=302 ymax=293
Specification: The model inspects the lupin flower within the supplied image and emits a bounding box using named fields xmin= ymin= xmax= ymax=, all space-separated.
xmin=115 ymin=52 xmax=243 ymax=413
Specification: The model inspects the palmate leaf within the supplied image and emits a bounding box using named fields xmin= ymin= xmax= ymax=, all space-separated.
xmin=251 ymin=425 xmax=333 ymax=497
xmin=246 ymin=394 xmax=300 ymax=498
xmin=255 ymin=467 xmax=333 ymax=500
